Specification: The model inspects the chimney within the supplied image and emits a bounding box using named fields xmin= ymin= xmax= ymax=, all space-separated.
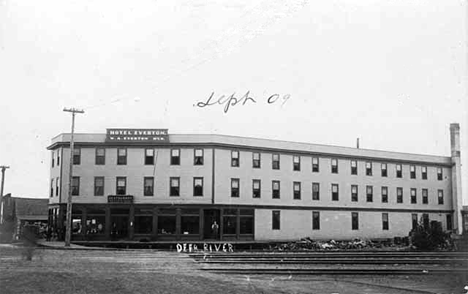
xmin=450 ymin=123 xmax=463 ymax=234
xmin=356 ymin=138 xmax=360 ymax=149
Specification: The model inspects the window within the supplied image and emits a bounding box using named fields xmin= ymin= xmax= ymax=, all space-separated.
xmin=351 ymin=160 xmax=357 ymax=175
xmin=410 ymin=165 xmax=416 ymax=179
xmin=72 ymin=177 xmax=80 ymax=196
xmin=422 ymin=213 xmax=429 ymax=229
xmin=312 ymin=157 xmax=319 ymax=172
xmin=144 ymin=177 xmax=154 ymax=196
xmin=366 ymin=185 xmax=373 ymax=202
xmin=412 ymin=214 xmax=418 ymax=230
xmin=223 ymin=209 xmax=236 ymax=235
xmin=410 ymin=188 xmax=417 ymax=204
xmin=240 ymin=209 xmax=254 ymax=234
xmin=171 ymin=149 xmax=180 ymax=165
xmin=86 ymin=209 xmax=106 ymax=235
xmin=381 ymin=163 xmax=387 ymax=177
xmin=194 ymin=149 xmax=204 ymax=165
xmin=351 ymin=185 xmax=358 ymax=202
xmin=422 ymin=189 xmax=428 ymax=204
xmin=332 ymin=184 xmax=339 ymax=201
xmin=437 ymin=168 xmax=443 ymax=180
xmin=116 ymin=177 xmax=126 ymax=195
xmin=293 ymin=155 xmax=300 ymax=171
xmin=397 ymin=187 xmax=403 ymax=203
xmin=366 ymin=162 xmax=372 ymax=176
xmin=193 ymin=177 xmax=203 ymax=196
xmin=252 ymin=180 xmax=261 ymax=198
xmin=293 ymin=182 xmax=301 ymax=200
xmin=181 ymin=209 xmax=200 ymax=235
xmin=446 ymin=214 xmax=453 ymax=231
xmin=170 ymin=177 xmax=180 ymax=196
xmin=57 ymin=151 xmax=60 ymax=166
xmin=231 ymin=150 xmax=239 ymax=167
xmin=134 ymin=208 xmax=153 ymax=234
xmin=272 ymin=211 xmax=280 ymax=230
xmin=421 ymin=166 xmax=427 ymax=180
xmin=231 ymin=178 xmax=240 ymax=198
xmin=73 ymin=148 xmax=81 ymax=165
xmin=56 ymin=177 xmax=59 ymax=196
xmin=312 ymin=182 xmax=320 ymax=200
xmin=396 ymin=164 xmax=402 ymax=178
xmin=272 ymin=154 xmax=280 ymax=170
xmin=50 ymin=179 xmax=54 ymax=197
xmin=312 ymin=211 xmax=320 ymax=230
xmin=331 ymin=159 xmax=338 ymax=173
xmin=438 ymin=190 xmax=444 ymax=205
xmin=51 ymin=152 xmax=55 ymax=168
xmin=95 ymin=148 xmax=105 ymax=165
xmin=381 ymin=186 xmax=388 ymax=203
xmin=252 ymin=152 xmax=261 ymax=168
xmin=351 ymin=212 xmax=359 ymax=230
xmin=158 ymin=208 xmax=176 ymax=234
xmin=117 ymin=148 xmax=127 ymax=165
xmin=94 ymin=177 xmax=104 ymax=196
xmin=272 ymin=181 xmax=280 ymax=199
xmin=145 ymin=149 xmax=154 ymax=165
xmin=382 ymin=213 xmax=389 ymax=230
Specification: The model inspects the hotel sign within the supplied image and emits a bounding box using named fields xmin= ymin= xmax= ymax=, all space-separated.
xmin=106 ymin=128 xmax=169 ymax=142
xmin=108 ymin=195 xmax=134 ymax=204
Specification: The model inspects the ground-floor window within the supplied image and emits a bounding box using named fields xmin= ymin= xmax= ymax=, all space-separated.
xmin=223 ymin=209 xmax=237 ymax=235
xmin=86 ymin=209 xmax=105 ymax=235
xmin=240 ymin=209 xmax=254 ymax=234
xmin=181 ymin=209 xmax=200 ymax=235
xmin=158 ymin=208 xmax=177 ymax=234
xmin=272 ymin=210 xmax=280 ymax=230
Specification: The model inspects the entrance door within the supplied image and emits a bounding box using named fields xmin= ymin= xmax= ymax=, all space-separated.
xmin=203 ymin=209 xmax=220 ymax=240
xmin=110 ymin=208 xmax=130 ymax=240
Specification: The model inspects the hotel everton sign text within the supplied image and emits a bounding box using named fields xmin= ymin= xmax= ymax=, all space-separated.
xmin=106 ymin=129 xmax=169 ymax=142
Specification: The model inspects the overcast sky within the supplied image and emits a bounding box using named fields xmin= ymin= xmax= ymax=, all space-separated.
xmin=0 ymin=0 xmax=467 ymax=203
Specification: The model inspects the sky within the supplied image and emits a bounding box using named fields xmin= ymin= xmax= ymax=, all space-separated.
xmin=0 ymin=0 xmax=467 ymax=203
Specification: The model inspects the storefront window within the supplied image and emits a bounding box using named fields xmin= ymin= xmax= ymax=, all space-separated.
xmin=158 ymin=216 xmax=176 ymax=234
xmin=181 ymin=216 xmax=199 ymax=234
xmin=135 ymin=216 xmax=153 ymax=234
xmin=240 ymin=217 xmax=253 ymax=234
xmin=223 ymin=216 xmax=237 ymax=235
xmin=86 ymin=216 xmax=105 ymax=235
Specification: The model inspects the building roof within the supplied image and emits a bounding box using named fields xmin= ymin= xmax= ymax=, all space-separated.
xmin=14 ymin=197 xmax=48 ymax=220
xmin=47 ymin=132 xmax=452 ymax=166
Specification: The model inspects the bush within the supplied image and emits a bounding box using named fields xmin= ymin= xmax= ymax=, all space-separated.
xmin=411 ymin=220 xmax=453 ymax=251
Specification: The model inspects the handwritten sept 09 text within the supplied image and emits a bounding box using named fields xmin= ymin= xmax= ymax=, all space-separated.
xmin=195 ymin=91 xmax=291 ymax=113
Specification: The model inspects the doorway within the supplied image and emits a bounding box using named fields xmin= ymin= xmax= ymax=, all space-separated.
xmin=110 ymin=208 xmax=129 ymax=240
xmin=203 ymin=209 xmax=220 ymax=240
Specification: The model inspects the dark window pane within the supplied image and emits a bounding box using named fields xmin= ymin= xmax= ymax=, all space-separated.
xmin=223 ymin=216 xmax=237 ymax=234
xmin=158 ymin=216 xmax=176 ymax=234
xmin=135 ymin=216 xmax=153 ymax=234
xmin=181 ymin=216 xmax=199 ymax=234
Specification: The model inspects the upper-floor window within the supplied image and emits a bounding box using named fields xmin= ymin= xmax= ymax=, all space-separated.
xmin=272 ymin=154 xmax=280 ymax=170
xmin=421 ymin=166 xmax=427 ymax=180
xmin=351 ymin=185 xmax=358 ymax=202
xmin=272 ymin=181 xmax=280 ymax=199
xmin=194 ymin=149 xmax=204 ymax=165
xmin=312 ymin=157 xmax=319 ymax=172
xmin=94 ymin=177 xmax=104 ymax=196
xmin=366 ymin=162 xmax=372 ymax=176
xmin=293 ymin=156 xmax=300 ymax=171
xmin=382 ymin=213 xmax=389 ymax=230
xmin=231 ymin=151 xmax=239 ymax=167
xmin=437 ymin=168 xmax=443 ymax=181
xmin=293 ymin=182 xmax=301 ymax=200
xmin=73 ymin=148 xmax=81 ymax=165
xmin=50 ymin=179 xmax=54 ymax=197
xmin=116 ymin=177 xmax=126 ymax=195
xmin=331 ymin=159 xmax=338 ymax=174
xmin=193 ymin=177 xmax=203 ymax=196
xmin=117 ymin=148 xmax=127 ymax=165
xmin=422 ymin=188 xmax=428 ymax=204
xmin=231 ymin=178 xmax=240 ymax=198
xmin=352 ymin=212 xmax=359 ymax=230
xmin=351 ymin=160 xmax=357 ymax=175
xmin=312 ymin=182 xmax=320 ymax=200
xmin=72 ymin=177 xmax=80 ymax=196
xmin=396 ymin=164 xmax=402 ymax=178
xmin=51 ymin=152 xmax=55 ymax=168
xmin=332 ymin=184 xmax=339 ymax=201
xmin=381 ymin=163 xmax=387 ymax=177
xmin=144 ymin=177 xmax=154 ymax=196
xmin=170 ymin=177 xmax=180 ymax=196
xmin=410 ymin=188 xmax=417 ymax=204
xmin=95 ymin=148 xmax=105 ymax=165
xmin=366 ymin=185 xmax=373 ymax=202
xmin=57 ymin=151 xmax=60 ymax=166
xmin=56 ymin=177 xmax=59 ymax=197
xmin=145 ymin=149 xmax=154 ymax=165
xmin=252 ymin=180 xmax=261 ymax=198
xmin=252 ymin=152 xmax=261 ymax=168
xmin=171 ymin=149 xmax=180 ymax=165
xmin=381 ymin=186 xmax=388 ymax=203
xmin=410 ymin=165 xmax=416 ymax=179
xmin=438 ymin=190 xmax=444 ymax=205
xmin=397 ymin=187 xmax=403 ymax=203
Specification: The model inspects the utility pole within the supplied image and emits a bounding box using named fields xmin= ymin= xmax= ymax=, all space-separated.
xmin=0 ymin=166 xmax=10 ymax=224
xmin=63 ymin=108 xmax=84 ymax=247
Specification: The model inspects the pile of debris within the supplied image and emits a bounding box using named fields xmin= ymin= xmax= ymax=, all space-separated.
xmin=270 ymin=237 xmax=408 ymax=251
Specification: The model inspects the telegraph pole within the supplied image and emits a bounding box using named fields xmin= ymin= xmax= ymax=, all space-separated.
xmin=0 ymin=166 xmax=10 ymax=224
xmin=63 ymin=108 xmax=84 ymax=247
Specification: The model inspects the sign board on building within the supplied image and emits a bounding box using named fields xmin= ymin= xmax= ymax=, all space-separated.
xmin=106 ymin=129 xmax=169 ymax=142
xmin=108 ymin=195 xmax=134 ymax=204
